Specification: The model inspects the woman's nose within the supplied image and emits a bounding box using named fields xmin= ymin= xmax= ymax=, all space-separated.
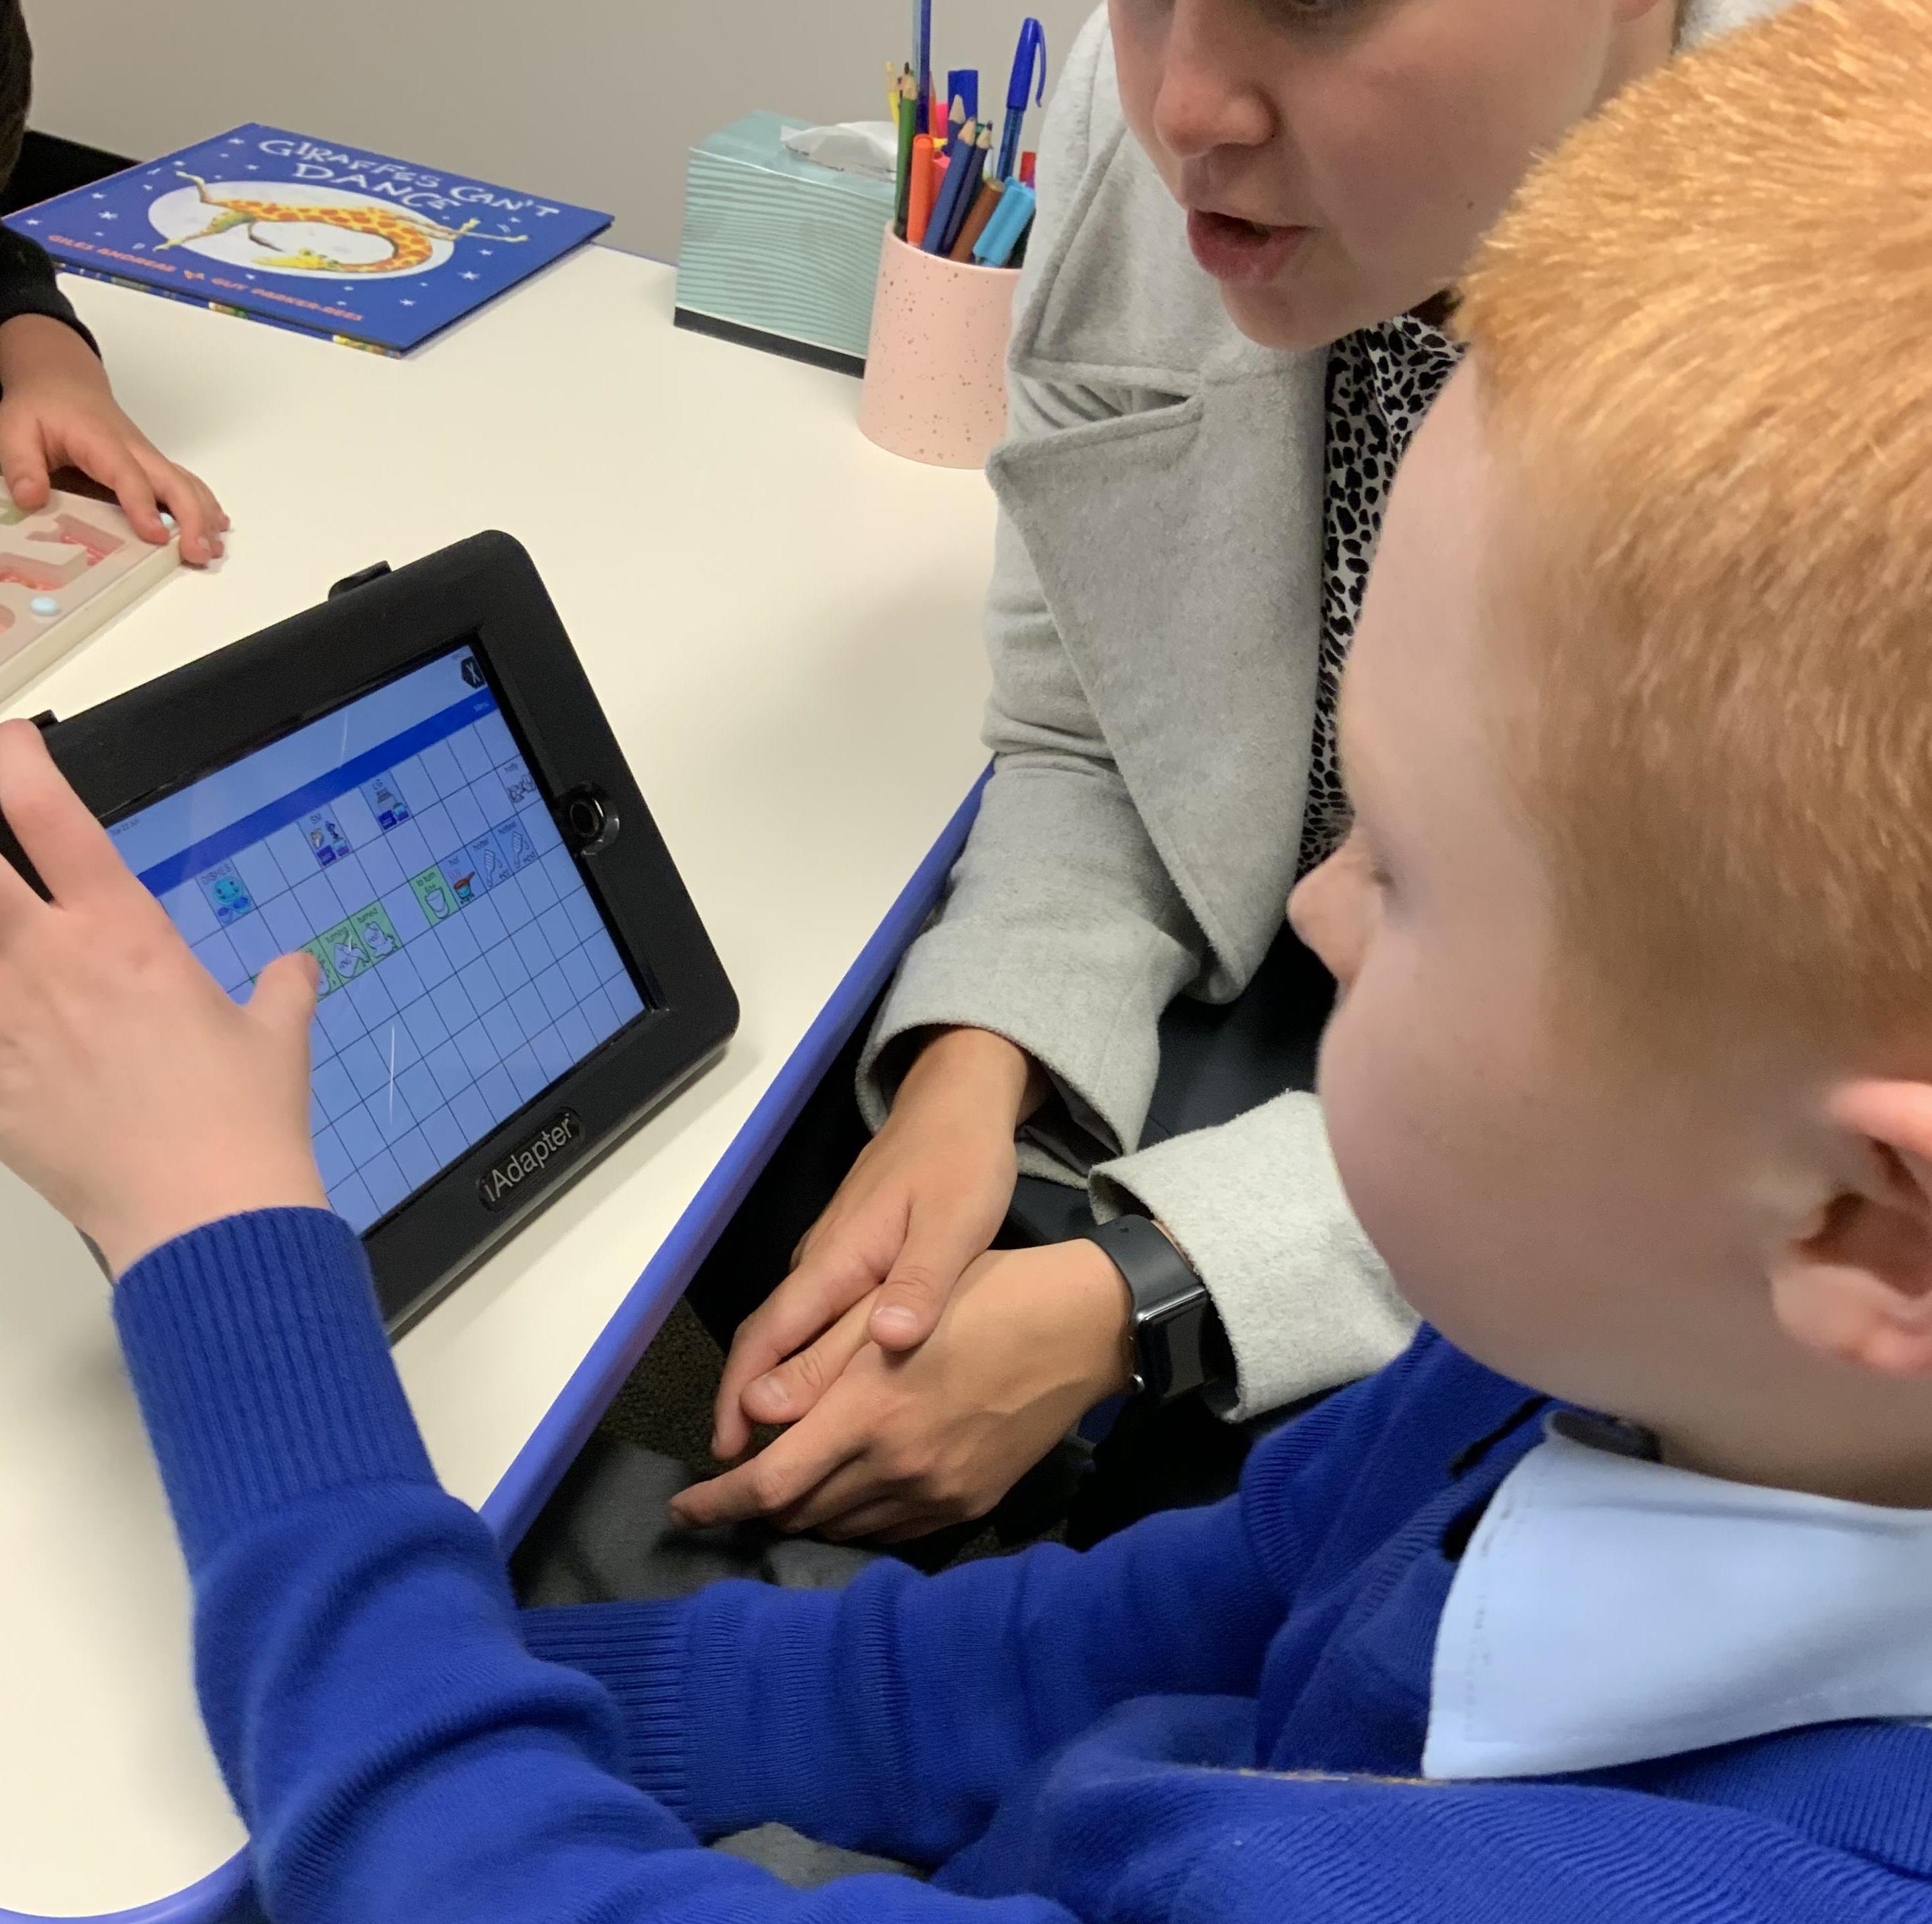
xmin=1152 ymin=0 xmax=1277 ymax=161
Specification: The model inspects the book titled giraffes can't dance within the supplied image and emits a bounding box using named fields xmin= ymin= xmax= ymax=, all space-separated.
xmin=5 ymin=126 xmax=612 ymax=355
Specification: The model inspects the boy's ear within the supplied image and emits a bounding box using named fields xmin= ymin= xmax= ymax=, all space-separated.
xmin=1771 ymin=1081 xmax=1932 ymax=1378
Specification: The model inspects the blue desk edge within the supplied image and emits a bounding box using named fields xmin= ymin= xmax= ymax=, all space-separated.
xmin=5 ymin=770 xmax=988 ymax=1924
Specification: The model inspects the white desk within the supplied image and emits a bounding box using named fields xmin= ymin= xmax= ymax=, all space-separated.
xmin=0 ymin=248 xmax=997 ymax=1921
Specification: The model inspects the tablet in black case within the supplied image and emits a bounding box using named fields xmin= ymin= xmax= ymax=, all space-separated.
xmin=9 ymin=532 xmax=738 ymax=1332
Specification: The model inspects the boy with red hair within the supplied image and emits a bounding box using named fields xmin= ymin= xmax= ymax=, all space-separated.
xmin=1 ymin=1 xmax=1929 ymax=1917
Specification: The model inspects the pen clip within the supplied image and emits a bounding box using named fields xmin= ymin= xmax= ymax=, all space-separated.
xmin=1009 ymin=18 xmax=1048 ymax=109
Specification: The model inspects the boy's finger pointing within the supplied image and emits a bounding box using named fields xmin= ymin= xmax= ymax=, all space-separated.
xmin=249 ymin=951 xmax=322 ymax=1042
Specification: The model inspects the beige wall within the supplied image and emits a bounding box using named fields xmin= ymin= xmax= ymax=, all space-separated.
xmin=24 ymin=1 xmax=1098 ymax=263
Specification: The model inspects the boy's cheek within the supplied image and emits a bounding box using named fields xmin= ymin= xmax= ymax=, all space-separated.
xmin=1319 ymin=1001 xmax=1503 ymax=1331
xmin=1317 ymin=1013 xmax=1426 ymax=1271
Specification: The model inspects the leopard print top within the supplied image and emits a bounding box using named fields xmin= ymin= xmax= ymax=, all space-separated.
xmin=1298 ymin=311 xmax=1465 ymax=875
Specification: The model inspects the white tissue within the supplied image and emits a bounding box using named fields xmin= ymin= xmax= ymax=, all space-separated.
xmin=782 ymin=121 xmax=899 ymax=183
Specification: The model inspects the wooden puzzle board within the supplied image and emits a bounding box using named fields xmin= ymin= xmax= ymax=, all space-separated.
xmin=0 ymin=484 xmax=182 ymax=704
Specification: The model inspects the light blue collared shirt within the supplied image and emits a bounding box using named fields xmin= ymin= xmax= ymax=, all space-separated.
xmin=1425 ymin=1412 xmax=1932 ymax=1780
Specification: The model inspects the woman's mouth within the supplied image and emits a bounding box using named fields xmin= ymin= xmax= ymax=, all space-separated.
xmin=1187 ymin=209 xmax=1313 ymax=286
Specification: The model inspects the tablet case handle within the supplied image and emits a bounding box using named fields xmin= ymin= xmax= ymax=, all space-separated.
xmin=328 ymin=561 xmax=392 ymax=599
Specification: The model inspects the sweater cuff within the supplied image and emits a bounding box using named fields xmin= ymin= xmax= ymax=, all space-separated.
xmin=857 ymin=939 xmax=1173 ymax=1184
xmin=0 ymin=228 xmax=101 ymax=357
xmin=1092 ymin=1095 xmax=1417 ymax=1422
xmin=520 ymin=1602 xmax=696 ymax=1823
xmin=113 ymin=1209 xmax=435 ymax=1571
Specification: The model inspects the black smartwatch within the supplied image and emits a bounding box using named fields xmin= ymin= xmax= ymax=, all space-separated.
xmin=1081 ymin=1214 xmax=1234 ymax=1404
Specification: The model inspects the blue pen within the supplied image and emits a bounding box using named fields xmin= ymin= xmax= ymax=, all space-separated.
xmin=997 ymin=18 xmax=1048 ymax=183
xmin=973 ymin=180 xmax=1036 ymax=268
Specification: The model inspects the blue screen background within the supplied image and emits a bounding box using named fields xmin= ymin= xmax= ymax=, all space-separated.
xmin=111 ymin=647 xmax=644 ymax=1231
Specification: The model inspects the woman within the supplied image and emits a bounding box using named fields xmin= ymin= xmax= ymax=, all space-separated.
xmin=677 ymin=0 xmax=1783 ymax=1547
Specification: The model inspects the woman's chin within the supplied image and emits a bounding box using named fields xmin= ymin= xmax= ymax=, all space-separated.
xmin=1215 ymin=279 xmax=1349 ymax=354
xmin=1214 ymin=263 xmax=1442 ymax=355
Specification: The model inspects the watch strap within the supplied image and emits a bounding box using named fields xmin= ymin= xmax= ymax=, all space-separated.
xmin=1081 ymin=1214 xmax=1231 ymax=1404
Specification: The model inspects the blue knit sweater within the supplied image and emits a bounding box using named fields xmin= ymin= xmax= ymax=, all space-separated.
xmin=114 ymin=1211 xmax=1932 ymax=1922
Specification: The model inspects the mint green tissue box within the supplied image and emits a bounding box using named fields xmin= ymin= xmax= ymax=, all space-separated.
xmin=675 ymin=111 xmax=895 ymax=377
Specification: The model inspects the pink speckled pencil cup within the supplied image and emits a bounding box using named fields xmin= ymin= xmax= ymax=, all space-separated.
xmin=858 ymin=230 xmax=1017 ymax=470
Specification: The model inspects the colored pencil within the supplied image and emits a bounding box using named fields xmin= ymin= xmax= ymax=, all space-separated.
xmin=949 ymin=176 xmax=1004 ymax=262
xmin=1020 ymin=150 xmax=1038 ymax=189
xmin=914 ymin=0 xmax=932 ymax=134
xmin=922 ymin=117 xmax=982 ymax=254
xmin=938 ymin=126 xmax=992 ymax=255
xmin=948 ymin=68 xmax=980 ymax=127
xmin=921 ymin=156 xmax=965 ymax=255
xmin=947 ymin=93 xmax=968 ymax=154
xmin=907 ymin=134 xmax=938 ymax=247
xmin=893 ymin=73 xmax=919 ymax=237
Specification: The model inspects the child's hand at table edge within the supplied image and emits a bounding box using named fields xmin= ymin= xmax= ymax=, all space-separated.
xmin=0 ymin=315 xmax=229 ymax=565
xmin=0 ymin=719 xmax=326 ymax=1278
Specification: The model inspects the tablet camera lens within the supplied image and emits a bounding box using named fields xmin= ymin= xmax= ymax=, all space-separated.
xmin=559 ymin=786 xmax=613 ymax=851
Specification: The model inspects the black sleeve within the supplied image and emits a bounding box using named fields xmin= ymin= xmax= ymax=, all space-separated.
xmin=0 ymin=225 xmax=98 ymax=356
xmin=0 ymin=0 xmax=98 ymax=357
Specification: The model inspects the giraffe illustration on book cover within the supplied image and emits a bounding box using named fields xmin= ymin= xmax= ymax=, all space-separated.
xmin=154 ymin=173 xmax=529 ymax=279
xmin=5 ymin=125 xmax=611 ymax=355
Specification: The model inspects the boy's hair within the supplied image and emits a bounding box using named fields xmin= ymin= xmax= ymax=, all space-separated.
xmin=1456 ymin=0 xmax=1932 ymax=1063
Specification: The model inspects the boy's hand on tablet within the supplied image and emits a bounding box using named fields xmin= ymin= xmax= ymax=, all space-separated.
xmin=0 ymin=315 xmax=230 ymax=566
xmin=0 ymin=719 xmax=325 ymax=1277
